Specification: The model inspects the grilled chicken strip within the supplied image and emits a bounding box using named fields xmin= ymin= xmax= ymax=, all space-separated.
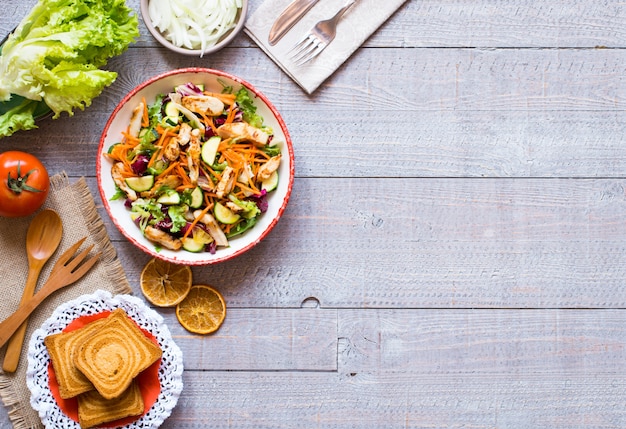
xmin=217 ymin=122 xmax=269 ymax=147
xmin=144 ymin=226 xmax=182 ymax=250
xmin=139 ymin=175 xmax=182 ymax=198
xmin=187 ymin=129 xmax=202 ymax=185
xmin=181 ymin=95 xmax=224 ymax=116
xmin=163 ymin=122 xmax=193 ymax=161
xmin=256 ymin=154 xmax=281 ymax=181
xmin=192 ymin=210 xmax=229 ymax=247
xmin=215 ymin=166 xmax=236 ymax=198
xmin=111 ymin=162 xmax=137 ymax=201
xmin=128 ymin=102 xmax=144 ymax=138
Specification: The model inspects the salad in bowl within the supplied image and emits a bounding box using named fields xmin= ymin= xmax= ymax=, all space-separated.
xmin=97 ymin=68 xmax=294 ymax=265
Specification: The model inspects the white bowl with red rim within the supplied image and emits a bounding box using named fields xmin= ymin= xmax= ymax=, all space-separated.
xmin=97 ymin=68 xmax=294 ymax=265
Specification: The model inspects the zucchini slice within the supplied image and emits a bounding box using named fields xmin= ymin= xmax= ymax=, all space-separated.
xmin=261 ymin=171 xmax=279 ymax=192
xmin=214 ymin=201 xmax=240 ymax=224
xmin=125 ymin=175 xmax=154 ymax=192
xmin=189 ymin=187 xmax=203 ymax=209
xmin=201 ymin=136 xmax=221 ymax=165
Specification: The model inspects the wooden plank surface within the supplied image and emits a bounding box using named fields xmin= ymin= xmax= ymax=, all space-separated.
xmin=168 ymin=308 xmax=338 ymax=371
xmin=5 ymin=1 xmax=626 ymax=49
xmin=4 ymin=46 xmax=626 ymax=178
xmin=152 ymin=310 xmax=626 ymax=428
xmin=2 ymin=0 xmax=626 ymax=428
xmin=96 ymin=177 xmax=626 ymax=309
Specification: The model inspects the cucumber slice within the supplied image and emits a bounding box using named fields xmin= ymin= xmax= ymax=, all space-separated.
xmin=261 ymin=171 xmax=278 ymax=192
xmin=125 ymin=175 xmax=154 ymax=192
xmin=157 ymin=191 xmax=180 ymax=205
xmin=181 ymin=227 xmax=213 ymax=252
xmin=164 ymin=116 xmax=179 ymax=126
xmin=164 ymin=101 xmax=179 ymax=117
xmin=189 ymin=187 xmax=203 ymax=208
xmin=107 ymin=143 xmax=119 ymax=154
xmin=147 ymin=159 xmax=167 ymax=176
xmin=181 ymin=237 xmax=205 ymax=253
xmin=161 ymin=102 xmax=181 ymax=126
xmin=169 ymin=102 xmax=204 ymax=130
xmin=214 ymin=201 xmax=240 ymax=224
xmin=201 ymin=136 xmax=221 ymax=165
xmin=192 ymin=227 xmax=213 ymax=244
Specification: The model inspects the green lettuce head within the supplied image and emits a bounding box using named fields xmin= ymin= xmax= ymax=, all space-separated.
xmin=0 ymin=0 xmax=139 ymax=137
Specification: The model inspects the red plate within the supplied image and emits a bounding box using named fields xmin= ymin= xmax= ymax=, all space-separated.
xmin=47 ymin=311 xmax=162 ymax=427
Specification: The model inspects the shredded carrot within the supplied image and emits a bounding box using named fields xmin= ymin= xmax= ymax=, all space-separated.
xmin=157 ymin=161 xmax=179 ymax=179
xmin=121 ymin=131 xmax=141 ymax=147
xmin=217 ymin=138 xmax=233 ymax=152
xmin=203 ymin=92 xmax=237 ymax=105
xmin=221 ymin=149 xmax=245 ymax=169
xmin=147 ymin=148 xmax=162 ymax=168
xmin=107 ymin=144 xmax=128 ymax=162
xmin=238 ymin=180 xmax=260 ymax=195
xmin=204 ymin=163 xmax=222 ymax=181
xmin=183 ymin=204 xmax=212 ymax=239
xmin=249 ymin=148 xmax=271 ymax=159
xmin=224 ymin=103 xmax=238 ymax=124
xmin=155 ymin=123 xmax=179 ymax=138
xmin=115 ymin=165 xmax=137 ymax=178
xmin=199 ymin=112 xmax=218 ymax=135
xmin=114 ymin=160 xmax=135 ymax=178
xmin=156 ymin=130 xmax=172 ymax=148
xmin=175 ymin=164 xmax=192 ymax=187
xmin=110 ymin=143 xmax=137 ymax=174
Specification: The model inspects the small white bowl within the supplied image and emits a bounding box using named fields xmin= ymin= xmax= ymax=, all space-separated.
xmin=97 ymin=68 xmax=294 ymax=265
xmin=140 ymin=0 xmax=248 ymax=56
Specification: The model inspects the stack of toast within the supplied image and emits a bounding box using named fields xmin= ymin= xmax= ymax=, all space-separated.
xmin=44 ymin=308 xmax=162 ymax=428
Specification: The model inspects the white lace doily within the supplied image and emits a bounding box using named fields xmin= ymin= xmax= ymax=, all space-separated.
xmin=26 ymin=290 xmax=184 ymax=429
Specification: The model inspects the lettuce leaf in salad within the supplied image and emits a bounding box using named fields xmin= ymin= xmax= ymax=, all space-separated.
xmin=0 ymin=0 xmax=139 ymax=138
xmin=168 ymin=205 xmax=187 ymax=234
xmin=235 ymin=87 xmax=264 ymax=129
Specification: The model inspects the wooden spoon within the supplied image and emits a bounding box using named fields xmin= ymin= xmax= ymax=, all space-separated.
xmin=0 ymin=237 xmax=101 ymax=349
xmin=2 ymin=209 xmax=62 ymax=373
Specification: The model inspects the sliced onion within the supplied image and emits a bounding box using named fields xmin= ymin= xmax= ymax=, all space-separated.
xmin=148 ymin=0 xmax=242 ymax=55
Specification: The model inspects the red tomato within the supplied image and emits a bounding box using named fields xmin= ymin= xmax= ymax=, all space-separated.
xmin=0 ymin=151 xmax=49 ymax=217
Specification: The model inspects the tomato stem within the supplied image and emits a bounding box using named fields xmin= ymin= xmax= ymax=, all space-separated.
xmin=7 ymin=161 xmax=43 ymax=194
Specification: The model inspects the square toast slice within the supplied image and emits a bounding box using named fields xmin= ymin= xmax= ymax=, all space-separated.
xmin=44 ymin=318 xmax=107 ymax=399
xmin=77 ymin=381 xmax=144 ymax=428
xmin=73 ymin=308 xmax=162 ymax=399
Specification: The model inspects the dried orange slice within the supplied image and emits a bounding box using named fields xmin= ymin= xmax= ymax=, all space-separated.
xmin=176 ymin=285 xmax=226 ymax=334
xmin=140 ymin=258 xmax=192 ymax=307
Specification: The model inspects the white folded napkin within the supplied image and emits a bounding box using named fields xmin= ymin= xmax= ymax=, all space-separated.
xmin=244 ymin=0 xmax=407 ymax=94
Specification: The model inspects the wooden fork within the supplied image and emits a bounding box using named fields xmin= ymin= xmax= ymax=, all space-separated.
xmin=0 ymin=237 xmax=101 ymax=349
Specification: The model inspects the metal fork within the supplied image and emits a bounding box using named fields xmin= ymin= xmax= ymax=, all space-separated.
xmin=0 ymin=237 xmax=101 ymax=348
xmin=288 ymin=0 xmax=357 ymax=66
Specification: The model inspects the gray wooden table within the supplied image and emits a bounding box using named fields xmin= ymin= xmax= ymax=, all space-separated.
xmin=3 ymin=0 xmax=626 ymax=427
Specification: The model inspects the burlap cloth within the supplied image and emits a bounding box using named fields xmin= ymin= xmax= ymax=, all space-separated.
xmin=0 ymin=172 xmax=132 ymax=429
